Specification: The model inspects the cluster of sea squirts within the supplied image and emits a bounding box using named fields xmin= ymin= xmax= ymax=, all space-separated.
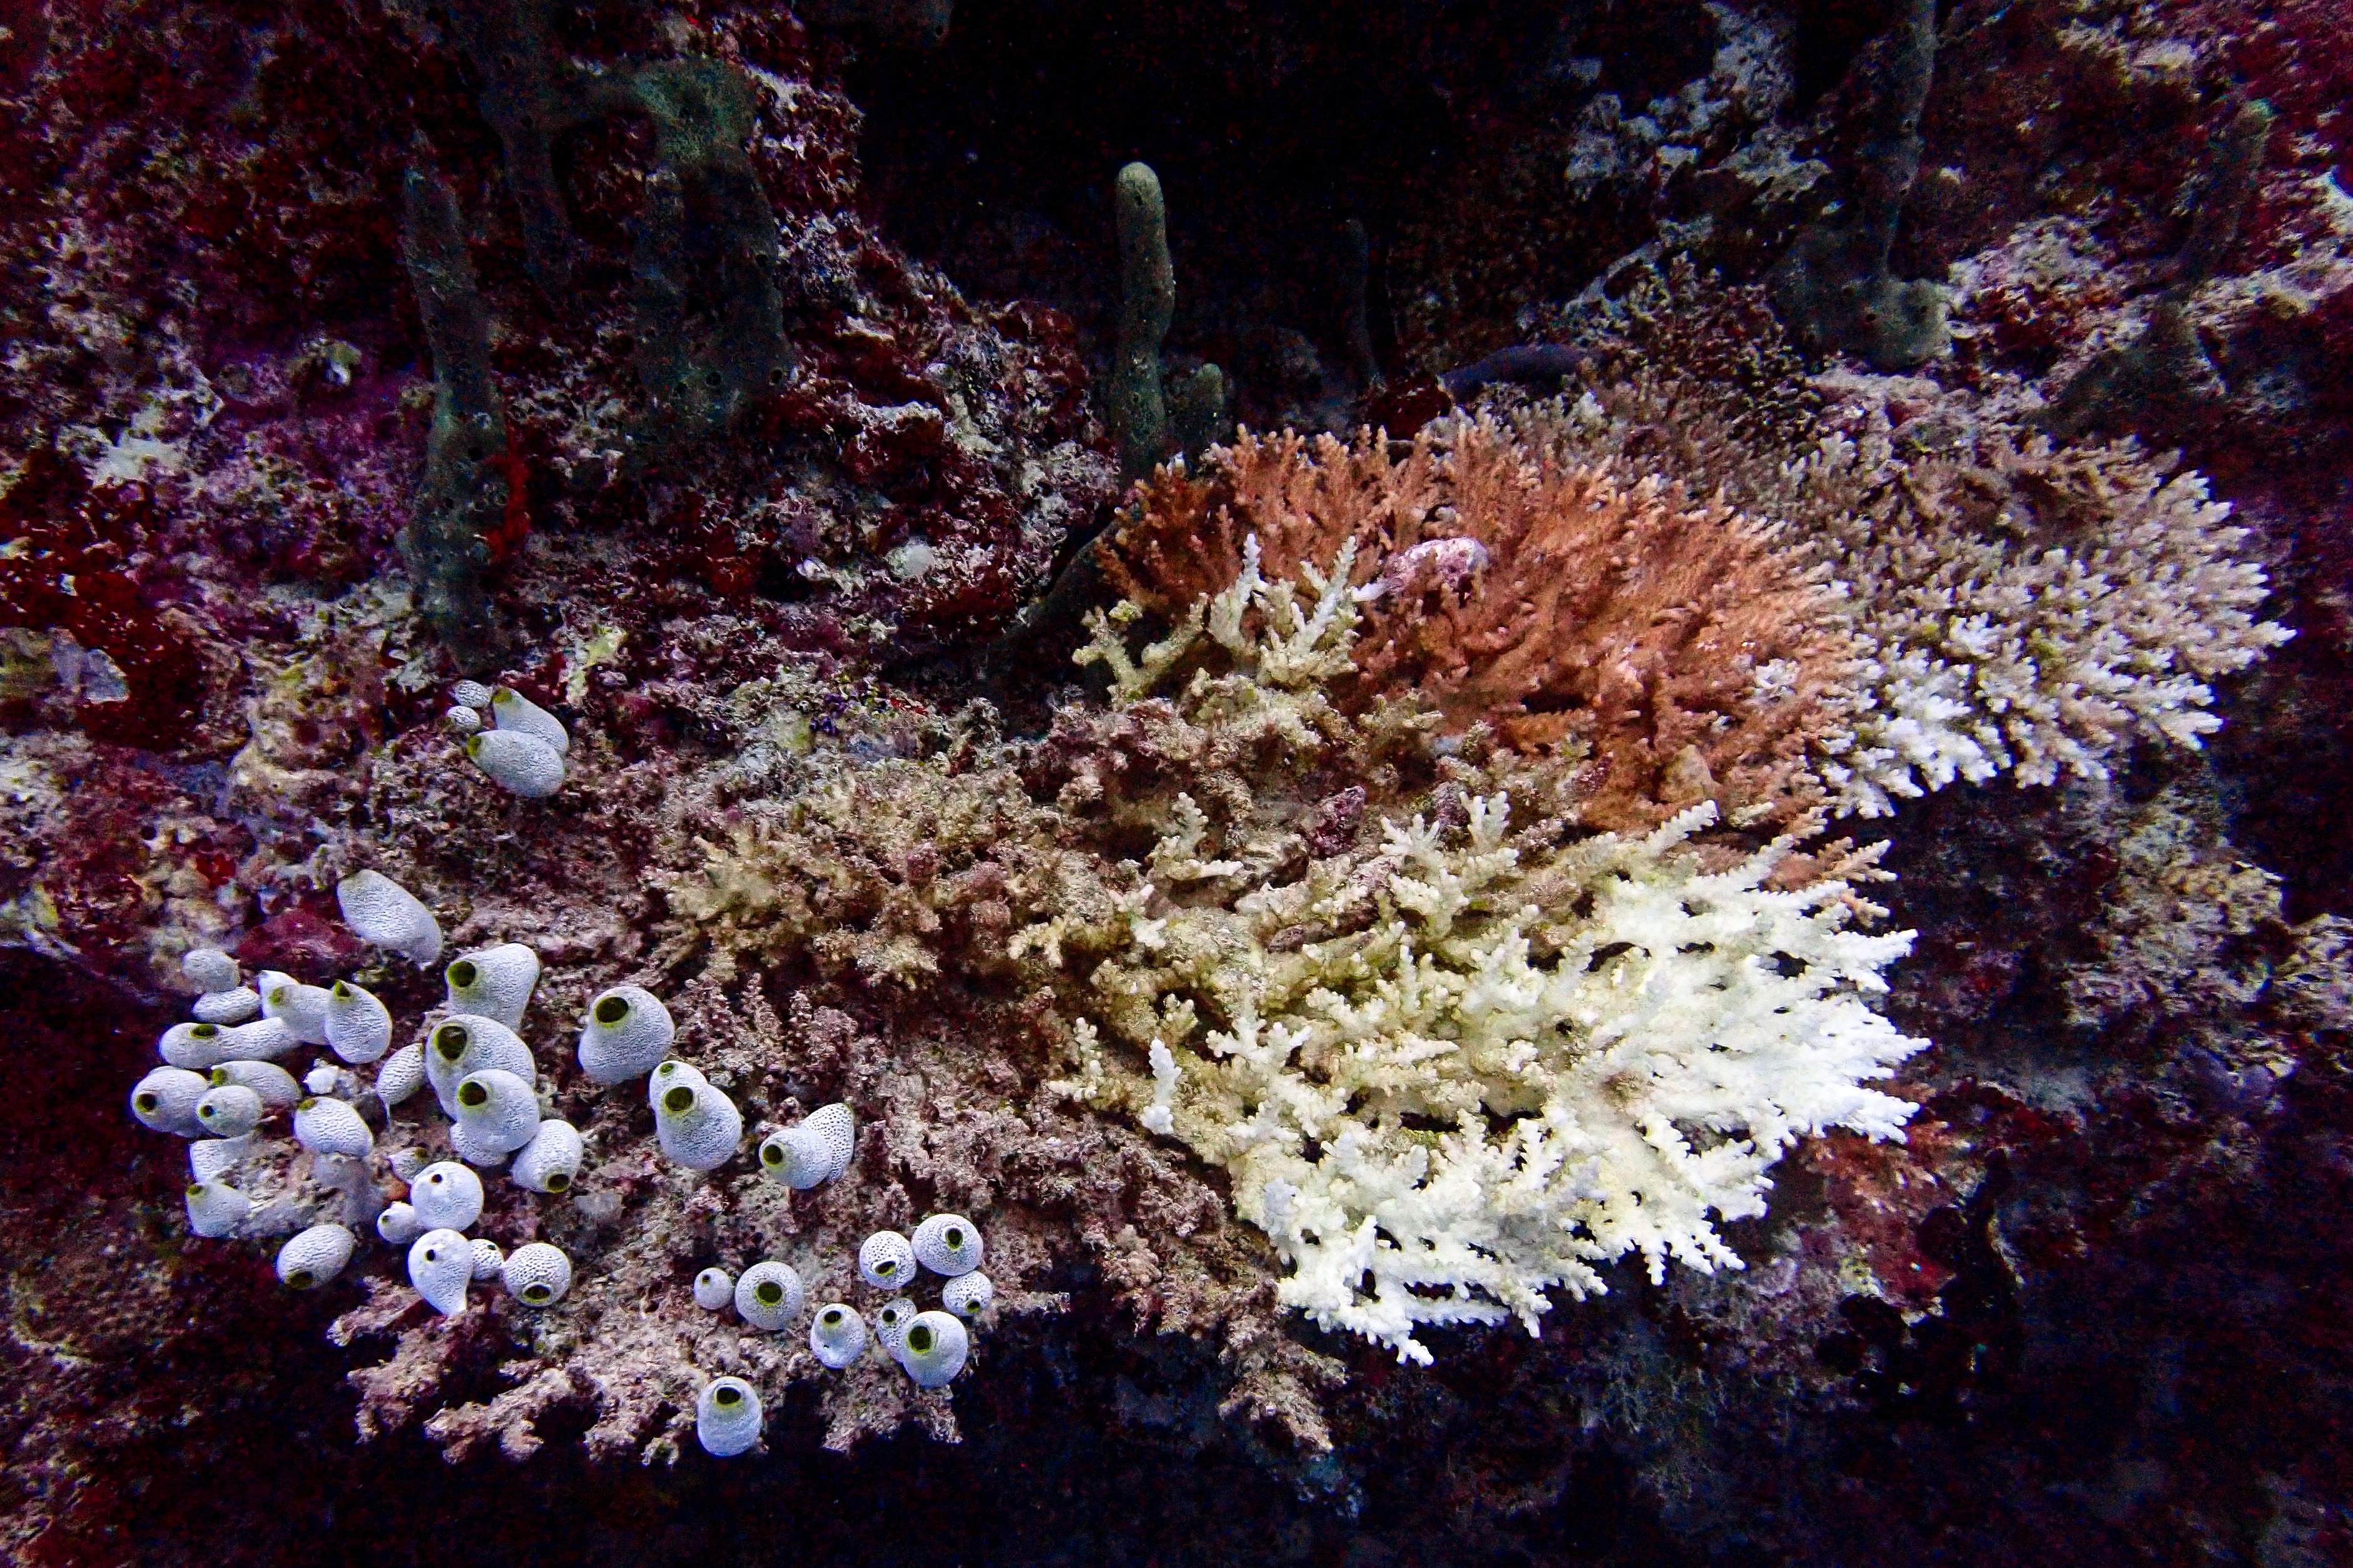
xmin=128 ymin=771 xmax=995 ymax=1456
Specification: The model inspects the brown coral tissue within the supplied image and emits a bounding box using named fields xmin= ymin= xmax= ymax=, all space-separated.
xmin=1099 ymin=417 xmax=1855 ymax=831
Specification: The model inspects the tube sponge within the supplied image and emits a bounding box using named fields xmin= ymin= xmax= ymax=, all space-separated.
xmin=857 ymin=1230 xmax=917 ymax=1290
xmin=409 ymin=1161 xmax=486 ymax=1232
xmin=277 ymin=1224 xmax=358 ymax=1290
xmin=504 ymin=1242 xmax=573 ymax=1305
xmin=911 ymin=1213 xmax=983 ymax=1277
xmin=409 ymin=1228 xmax=473 ymax=1315
xmin=454 ymin=1068 xmax=541 ymax=1156
xmin=257 ymin=974 xmax=333 ymax=1046
xmin=694 ymin=1377 xmax=763 ymax=1458
xmin=733 ymin=1261 xmax=804 ymax=1331
xmin=212 ymin=1060 xmax=302 ymax=1109
xmin=808 ymin=1303 xmax=868 ymax=1368
xmin=490 ymin=687 xmax=570 ymax=756
xmin=465 ymin=729 xmax=566 ymax=799
xmin=693 ymin=1267 xmax=734 ymax=1310
xmin=425 ymin=1014 xmax=535 ymax=1116
xmin=511 ymin=1118 xmax=584 ymax=1193
xmin=185 ymin=1179 xmax=250 ymax=1238
xmin=444 ymin=943 xmax=540 ymax=1030
xmin=133 ymin=1066 xmax=210 ymax=1135
xmin=577 ymin=986 xmax=674 ymax=1085
xmin=195 ymin=1083 xmax=265 ymax=1138
xmin=942 ymin=1270 xmax=994 ymax=1319
xmin=335 ymin=869 xmax=444 ymax=966
xmin=293 ymin=1095 xmax=375 ymax=1158
xmin=756 ymin=1101 xmax=856 ymax=1189
xmin=323 ymin=981 xmax=394 ymax=1065
xmin=895 ymin=1310 xmax=969 ymax=1389
xmin=652 ymin=1070 xmax=741 ymax=1171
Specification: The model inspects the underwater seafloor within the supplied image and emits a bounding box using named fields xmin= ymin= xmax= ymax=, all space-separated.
xmin=4 ymin=0 xmax=2353 ymax=1562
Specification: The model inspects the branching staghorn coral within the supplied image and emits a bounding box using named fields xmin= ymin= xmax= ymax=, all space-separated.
xmin=1504 ymin=265 xmax=2291 ymax=814
xmin=1040 ymin=547 xmax=1924 ymax=1362
xmin=1093 ymin=417 xmax=1857 ymax=831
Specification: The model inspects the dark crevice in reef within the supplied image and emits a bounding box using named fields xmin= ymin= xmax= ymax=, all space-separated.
xmin=843 ymin=0 xmax=1573 ymax=429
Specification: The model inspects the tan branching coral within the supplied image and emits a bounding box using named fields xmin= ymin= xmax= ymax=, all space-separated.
xmin=1099 ymin=417 xmax=1856 ymax=831
xmin=1510 ymin=265 xmax=2291 ymax=815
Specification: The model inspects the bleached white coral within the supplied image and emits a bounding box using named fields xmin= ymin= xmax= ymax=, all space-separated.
xmin=1060 ymin=559 xmax=1927 ymax=1362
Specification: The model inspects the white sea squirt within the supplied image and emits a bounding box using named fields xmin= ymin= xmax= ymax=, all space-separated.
xmin=277 ymin=1223 xmax=357 ymax=1290
xmin=323 ymin=979 xmax=394 ymax=1065
xmin=511 ymin=1119 xmax=584 ymax=1193
xmin=942 ymin=1271 xmax=995 ymax=1318
xmin=911 ymin=1213 xmax=983 ymax=1277
xmin=377 ymin=1201 xmax=423 ymax=1245
xmin=445 ymin=704 xmax=483 ymax=734
xmin=424 ymin=1014 xmax=535 ymax=1116
xmin=335 ymin=869 xmax=444 ymax=966
xmin=185 ymin=1178 xmax=250 ymax=1238
xmin=409 ymin=1228 xmax=473 ymax=1315
xmin=895 ymin=1310 xmax=970 ymax=1389
xmin=408 ymin=1161 xmax=485 ymax=1232
xmin=181 ymin=947 xmax=240 ymax=993
xmin=453 ymin=1068 xmax=541 ymax=1157
xmin=503 ymin=1242 xmax=572 ymax=1306
xmin=193 ymin=986 xmax=261 ymax=1025
xmin=190 ymin=1135 xmax=252 ymax=1183
xmin=256 ymin=973 xmax=333 ymax=1046
xmin=469 ymin=1239 xmax=505 ymax=1281
xmin=162 ymin=1017 xmax=294 ymax=1071
xmin=733 ymin=1261 xmax=804 ymax=1331
xmin=444 ymin=943 xmax=540 ymax=1030
xmin=757 ymin=1101 xmax=856 ymax=1189
xmin=375 ymin=1043 xmax=425 ymax=1113
xmin=694 ymin=1378 xmax=762 ymax=1458
xmin=808 ymin=1304 xmax=868 ymax=1368
xmin=857 ymin=1229 xmax=917 ymax=1289
xmin=194 ymin=1083 xmax=265 ymax=1138
xmin=651 ymin=1065 xmax=741 ymax=1171
xmin=692 ymin=1267 xmax=734 ymax=1310
xmin=465 ymin=729 xmax=566 ymax=799
xmin=303 ymin=1063 xmax=352 ymax=1098
xmin=211 ymin=1060 xmax=301 ymax=1110
xmin=132 ymin=1066 xmax=210 ymax=1136
xmin=489 ymin=686 xmax=570 ymax=755
xmin=293 ymin=1095 xmax=374 ymax=1158
xmin=577 ymin=986 xmax=673 ymax=1085
xmin=450 ymin=679 xmax=494 ymax=709
xmin=872 ymin=1297 xmax=916 ymax=1354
